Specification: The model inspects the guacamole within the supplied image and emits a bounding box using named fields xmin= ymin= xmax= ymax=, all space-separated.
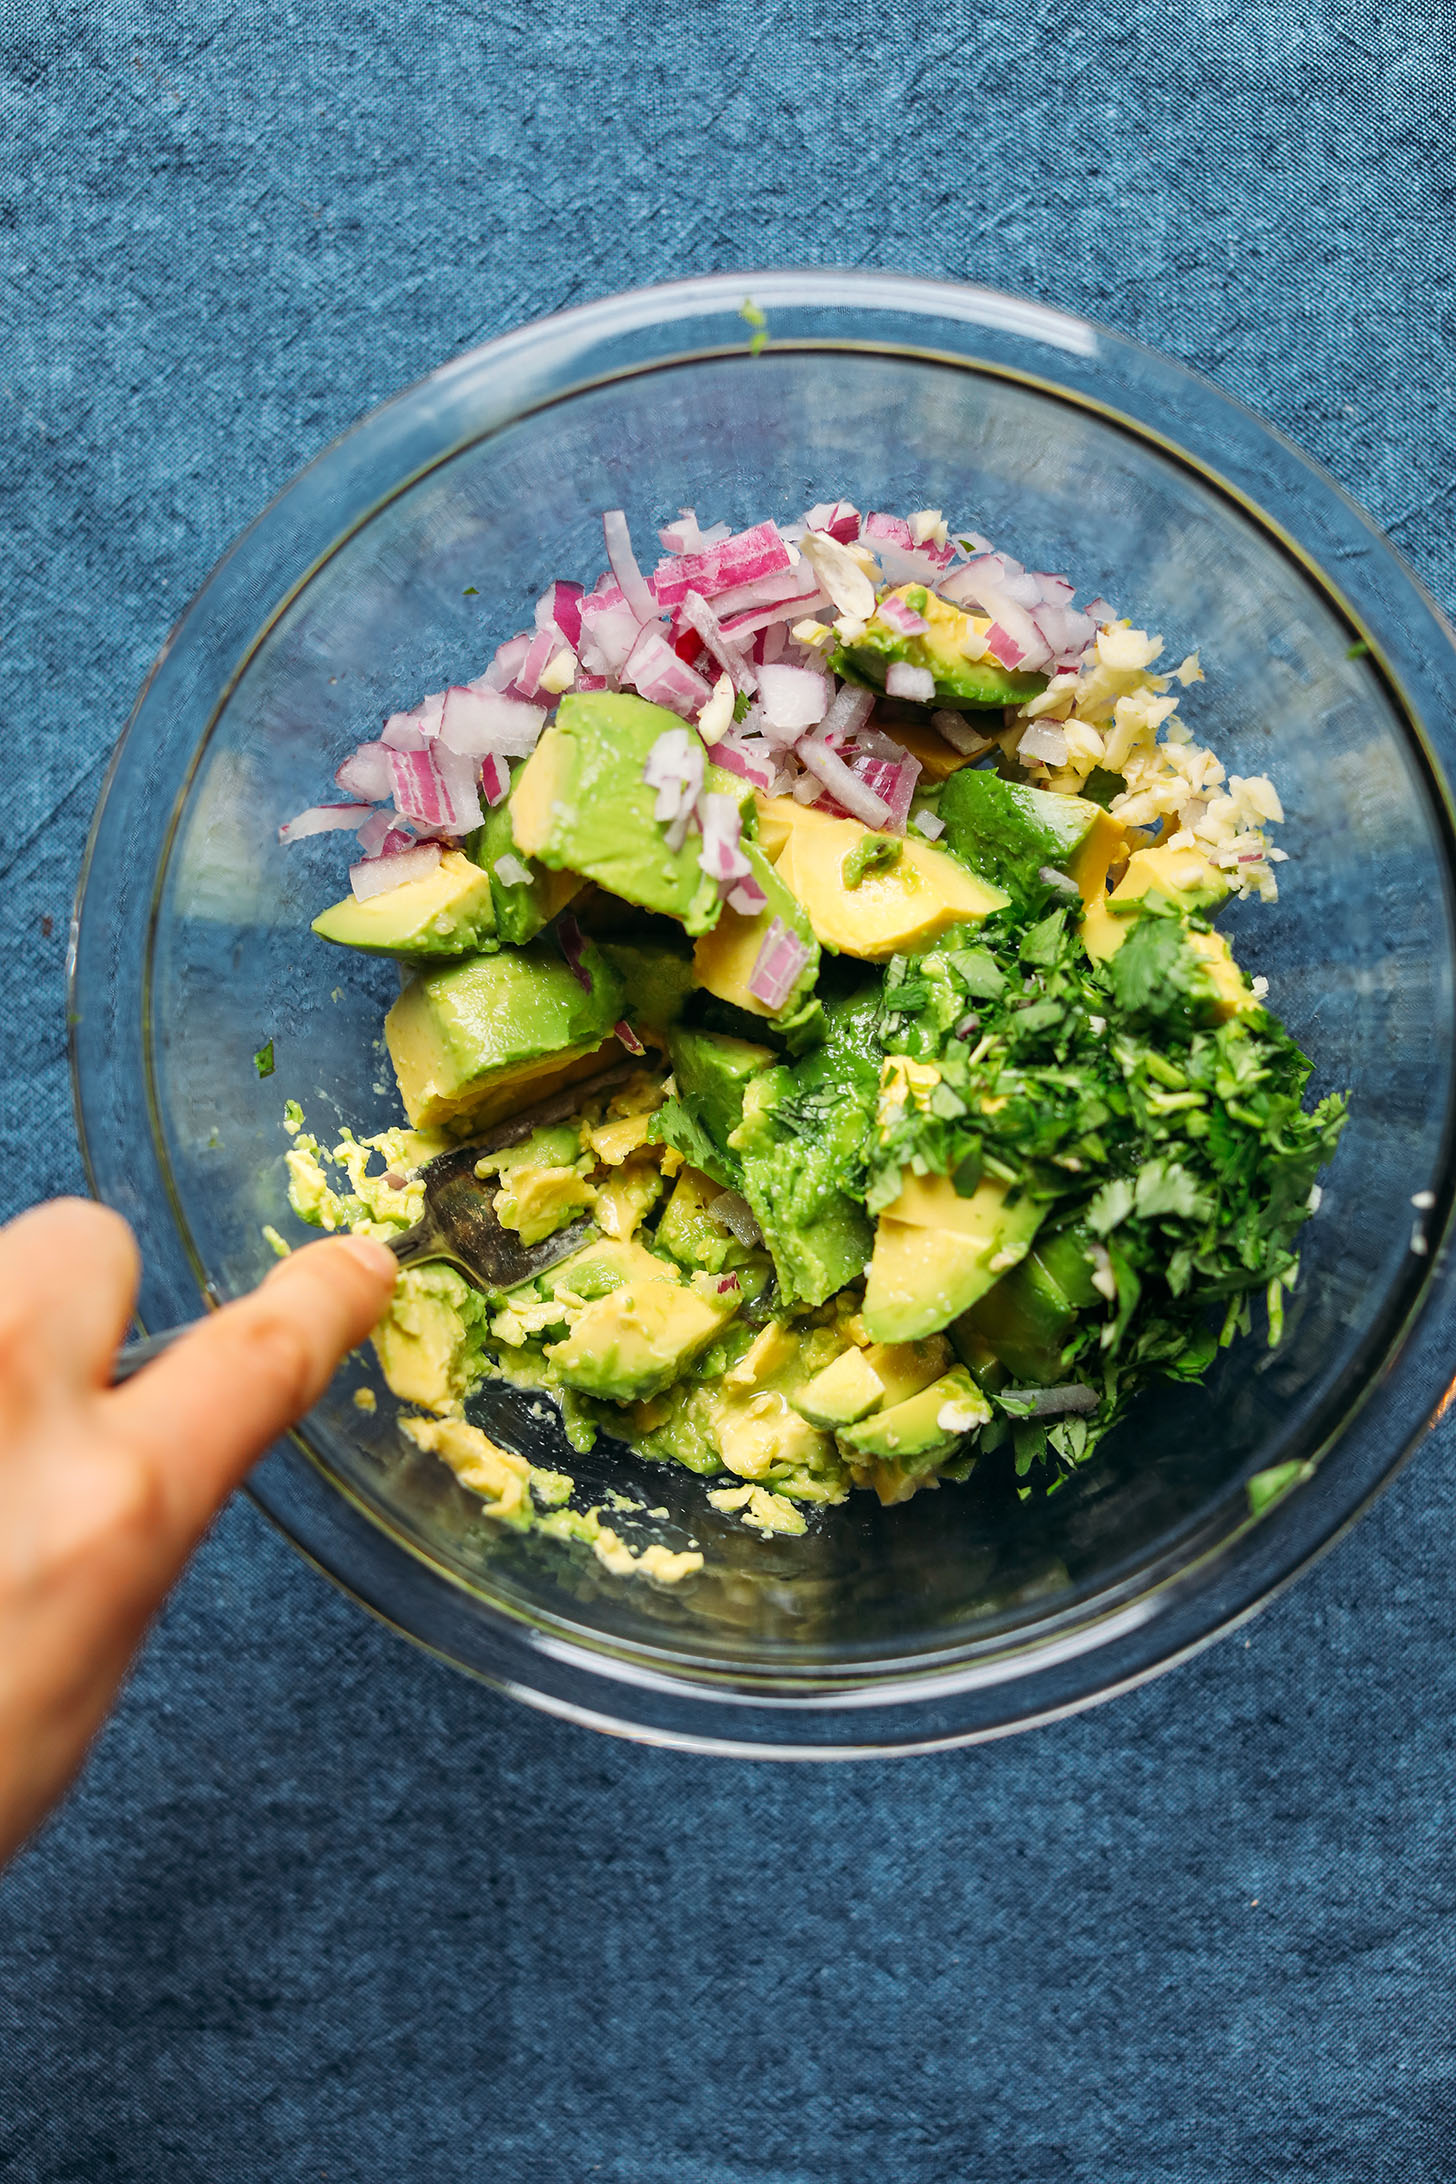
xmin=280 ymin=500 xmax=1344 ymax=1551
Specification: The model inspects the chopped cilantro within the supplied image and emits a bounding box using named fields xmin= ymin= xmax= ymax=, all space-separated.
xmin=254 ymin=1040 xmax=275 ymax=1080
xmin=1345 ymin=640 xmax=1370 ymax=660
xmin=462 ymin=585 xmax=479 ymax=596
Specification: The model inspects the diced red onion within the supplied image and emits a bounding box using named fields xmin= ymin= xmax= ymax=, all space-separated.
xmin=708 ymin=565 xmax=816 ymax=618
xmin=1031 ymin=573 xmax=1076 ymax=606
xmin=623 ymin=625 xmax=713 ymax=719
xmin=613 ymin=1018 xmax=646 ymax=1056
xmin=862 ymin=510 xmax=954 ymax=569
xmin=389 ymin=748 xmax=469 ymax=832
xmin=492 ymin=851 xmax=532 ymax=889
xmin=643 ymin=727 xmax=706 ymax=825
xmin=576 ymin=588 xmax=642 ymax=677
xmin=479 ymin=752 xmax=511 ymax=807
xmin=913 ymin=809 xmax=946 ymax=841
xmin=727 ymin=875 xmax=768 ymax=916
xmin=930 ymin=710 xmax=995 ymax=757
xmin=433 ymin=741 xmax=484 ymax=831
xmin=679 ymin=589 xmax=757 ymax=692
xmin=278 ymin=802 xmax=374 ymax=844
xmin=380 ymin=711 xmax=431 ymax=752
xmin=348 ymin=842 xmax=443 ymax=900
xmin=1084 ymin=597 xmax=1116 ymax=625
xmin=651 ymin=521 xmax=792 ymax=610
xmin=719 ymin=589 xmax=830 ymax=642
xmin=440 ymin=685 xmax=546 ymax=759
xmin=511 ymin=628 xmax=559 ymax=701
xmin=378 ymin=826 xmax=417 ymax=857
xmin=697 ymin=791 xmax=752 ymax=883
xmin=557 ymin=913 xmax=591 ymax=990
xmin=334 ymin=742 xmax=393 ymax=802
xmin=658 ymin=510 xmax=732 ymax=554
xmin=711 ymin=736 xmax=778 ymax=794
xmin=983 ymin=622 xmax=1028 ymax=669
xmin=747 ymin=916 xmax=813 ymax=1011
xmin=849 ymin=750 xmax=920 ymax=832
xmin=877 ymin=592 xmax=931 ymax=637
xmin=356 ymin=808 xmax=398 ymax=858
xmin=799 ymin=499 xmax=861 ymax=543
xmin=818 ymin=683 xmax=876 ymax=743
xmin=796 ymin=738 xmax=894 ymax=827
xmin=709 ymin=1189 xmax=764 ymax=1246
xmin=602 ymin=509 xmax=659 ymax=625
xmin=716 ymin=1273 xmax=741 ymax=1294
xmin=758 ymin=662 xmax=832 ymax=736
xmin=479 ymin=633 xmax=532 ymax=691
xmin=535 ymin=579 xmax=585 ymax=650
xmin=1008 ymin=1384 xmax=1099 ymax=1418
xmin=885 ymin=661 xmax=937 ymax=703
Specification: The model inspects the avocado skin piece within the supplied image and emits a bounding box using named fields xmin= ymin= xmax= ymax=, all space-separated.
xmin=938 ymin=770 xmax=1106 ymax=904
xmin=600 ymin=937 xmax=696 ymax=1034
xmin=837 ymin=1365 xmax=990 ymax=1460
xmin=509 ymin=691 xmax=750 ymax=936
xmin=384 ymin=937 xmax=624 ymax=1127
xmin=957 ymin=1226 xmax=1099 ymax=1383
xmin=466 ymin=762 xmax=580 ymax=945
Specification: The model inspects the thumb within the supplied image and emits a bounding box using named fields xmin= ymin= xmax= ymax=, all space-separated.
xmin=109 ymin=1234 xmax=398 ymax=1548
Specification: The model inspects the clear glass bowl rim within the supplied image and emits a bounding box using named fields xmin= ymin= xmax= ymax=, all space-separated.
xmin=70 ymin=268 xmax=1456 ymax=1757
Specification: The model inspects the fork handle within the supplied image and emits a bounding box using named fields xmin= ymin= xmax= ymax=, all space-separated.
xmin=110 ymin=1326 xmax=192 ymax=1384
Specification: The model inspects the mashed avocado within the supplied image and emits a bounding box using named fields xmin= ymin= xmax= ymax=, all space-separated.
xmin=281 ymin=503 xmax=1346 ymax=1562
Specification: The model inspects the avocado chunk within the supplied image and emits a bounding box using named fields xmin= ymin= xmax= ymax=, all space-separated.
xmin=958 ymin=1226 xmax=1100 ymax=1382
xmin=657 ymin=1166 xmax=742 ymax=1274
xmin=467 ymin=763 xmax=583 ymax=944
xmin=384 ymin=938 xmax=624 ymax=1127
xmin=1081 ymin=847 xmax=1251 ymax=1022
xmin=1081 ymin=845 xmax=1231 ymax=954
xmin=545 ymin=1264 xmax=735 ymax=1402
xmin=655 ymin=1026 xmax=775 ymax=1189
xmin=937 ymin=771 xmax=1123 ymax=907
xmin=773 ymin=803 xmax=1008 ymax=960
xmin=600 ymin=935 xmax=697 ymax=1034
xmin=792 ymin=1346 xmax=886 ymax=1428
xmin=508 ymin=691 xmax=752 ymax=935
xmin=691 ymin=840 xmax=820 ymax=1026
xmin=312 ymin=849 xmax=497 ymax=959
xmin=838 ymin=1364 xmax=991 ymax=1459
xmin=831 ymin=585 xmax=1047 ymax=709
xmin=862 ymin=1172 xmax=1045 ymax=1342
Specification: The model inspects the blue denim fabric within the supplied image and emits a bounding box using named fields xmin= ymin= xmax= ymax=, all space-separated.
xmin=2 ymin=1 xmax=1455 ymax=2176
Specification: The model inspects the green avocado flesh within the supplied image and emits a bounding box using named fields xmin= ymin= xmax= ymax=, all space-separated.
xmin=832 ymin=587 xmax=1046 ymax=710
xmin=384 ymin=938 xmax=623 ymax=1126
xmin=467 ymin=764 xmax=583 ymax=944
xmin=312 ymin=851 xmax=497 ymax=958
xmin=937 ymin=772 xmax=1103 ymax=901
xmin=299 ymin=562 xmax=1345 ymax=1532
xmin=509 ymin=691 xmax=753 ymax=934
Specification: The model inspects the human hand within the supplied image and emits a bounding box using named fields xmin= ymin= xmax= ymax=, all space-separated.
xmin=0 ymin=1199 xmax=397 ymax=1866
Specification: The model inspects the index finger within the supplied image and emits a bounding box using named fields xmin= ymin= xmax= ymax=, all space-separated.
xmin=108 ymin=1234 xmax=397 ymax=1549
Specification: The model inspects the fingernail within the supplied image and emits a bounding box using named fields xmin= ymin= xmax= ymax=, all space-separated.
xmin=333 ymin=1234 xmax=400 ymax=1284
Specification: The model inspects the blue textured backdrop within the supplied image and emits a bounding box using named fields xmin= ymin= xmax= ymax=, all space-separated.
xmin=4 ymin=3 xmax=1456 ymax=2178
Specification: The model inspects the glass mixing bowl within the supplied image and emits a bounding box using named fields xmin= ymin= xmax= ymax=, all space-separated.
xmin=71 ymin=272 xmax=1456 ymax=1754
